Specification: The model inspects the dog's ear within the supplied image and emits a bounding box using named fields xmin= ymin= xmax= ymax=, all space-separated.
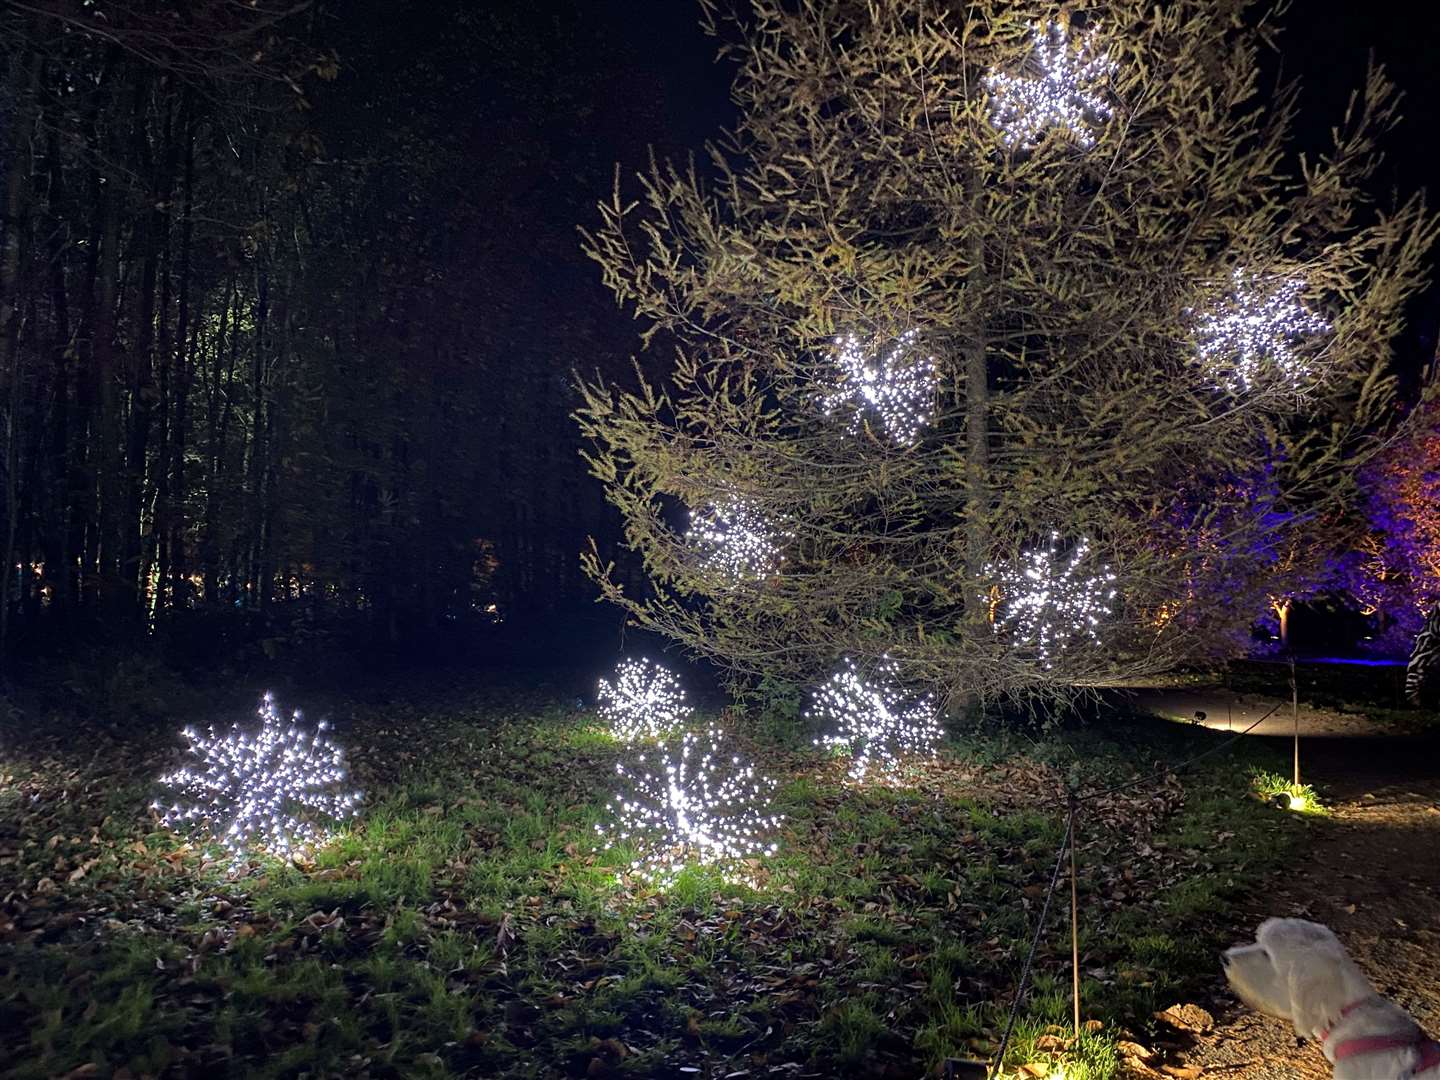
xmin=1286 ymin=958 xmax=1342 ymax=1041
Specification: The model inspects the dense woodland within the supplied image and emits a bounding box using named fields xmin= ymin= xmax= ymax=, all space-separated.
xmin=0 ymin=0 xmax=723 ymax=666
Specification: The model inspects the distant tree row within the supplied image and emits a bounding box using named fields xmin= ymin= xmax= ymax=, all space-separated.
xmin=0 ymin=1 xmax=650 ymax=662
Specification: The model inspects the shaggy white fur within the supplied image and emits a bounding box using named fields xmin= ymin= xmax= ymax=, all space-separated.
xmin=1223 ymin=917 xmax=1440 ymax=1079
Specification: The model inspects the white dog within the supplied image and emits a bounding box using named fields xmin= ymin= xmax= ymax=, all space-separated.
xmin=1223 ymin=918 xmax=1440 ymax=1079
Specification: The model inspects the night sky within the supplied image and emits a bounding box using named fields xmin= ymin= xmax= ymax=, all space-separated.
xmin=460 ymin=0 xmax=1440 ymax=379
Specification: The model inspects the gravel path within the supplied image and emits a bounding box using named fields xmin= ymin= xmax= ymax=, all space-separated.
xmin=1131 ymin=702 xmax=1440 ymax=1079
xmin=1120 ymin=686 xmax=1406 ymax=738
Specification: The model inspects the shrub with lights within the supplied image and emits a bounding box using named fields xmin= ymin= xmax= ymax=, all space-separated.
xmin=809 ymin=657 xmax=943 ymax=781
xmin=596 ymin=726 xmax=783 ymax=881
xmin=596 ymin=657 xmax=694 ymax=741
xmin=154 ymin=693 xmax=362 ymax=861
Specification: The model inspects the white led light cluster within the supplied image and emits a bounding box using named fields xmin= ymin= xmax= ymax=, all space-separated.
xmin=808 ymin=656 xmax=943 ymax=781
xmin=596 ymin=657 xmax=693 ymax=741
xmin=1192 ymin=268 xmax=1332 ymax=394
xmin=596 ymin=726 xmax=783 ymax=881
xmin=686 ymin=496 xmax=790 ymax=584
xmin=816 ymin=328 xmax=937 ymax=446
xmin=154 ymin=693 xmax=362 ymax=860
xmin=986 ymin=21 xmax=1115 ymax=150
xmin=985 ymin=532 xmax=1117 ymax=669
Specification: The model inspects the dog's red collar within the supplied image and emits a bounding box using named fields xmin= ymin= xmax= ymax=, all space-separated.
xmin=1332 ymin=1035 xmax=1438 ymax=1065
xmin=1318 ymin=998 xmax=1440 ymax=1075
xmin=1318 ymin=997 xmax=1376 ymax=1044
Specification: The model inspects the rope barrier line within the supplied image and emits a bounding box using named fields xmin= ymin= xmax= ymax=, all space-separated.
xmin=1079 ymin=701 xmax=1283 ymax=802
xmin=988 ymin=806 xmax=1074 ymax=1080
xmin=985 ymin=700 xmax=1284 ymax=1077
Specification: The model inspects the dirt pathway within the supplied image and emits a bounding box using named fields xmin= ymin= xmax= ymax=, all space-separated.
xmin=1152 ymin=729 xmax=1440 ymax=1078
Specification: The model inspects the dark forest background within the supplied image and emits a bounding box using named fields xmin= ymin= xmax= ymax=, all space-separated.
xmin=0 ymin=0 xmax=1434 ymax=675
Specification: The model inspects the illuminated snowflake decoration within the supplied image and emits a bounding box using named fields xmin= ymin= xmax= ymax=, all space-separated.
xmin=1191 ymin=268 xmax=1332 ymax=394
xmin=153 ymin=693 xmax=362 ymax=861
xmin=985 ymin=533 xmax=1117 ymax=669
xmin=808 ymin=657 xmax=943 ymax=782
xmin=596 ymin=727 xmax=783 ymax=881
xmin=816 ymin=329 xmax=937 ymax=446
xmin=596 ymin=657 xmax=693 ymax=741
xmin=686 ymin=496 xmax=790 ymax=584
xmin=985 ymin=21 xmax=1115 ymax=150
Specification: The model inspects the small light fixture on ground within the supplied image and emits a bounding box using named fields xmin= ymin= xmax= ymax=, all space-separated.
xmin=808 ymin=656 xmax=942 ymax=782
xmin=596 ymin=657 xmax=693 ymax=741
xmin=595 ymin=726 xmax=783 ymax=882
xmin=154 ymin=693 xmax=362 ymax=862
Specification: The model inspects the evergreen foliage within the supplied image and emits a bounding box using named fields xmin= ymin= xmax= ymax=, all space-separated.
xmin=577 ymin=0 xmax=1437 ymax=702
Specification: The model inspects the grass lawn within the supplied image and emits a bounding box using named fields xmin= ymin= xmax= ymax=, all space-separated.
xmin=0 ymin=679 xmax=1307 ymax=1079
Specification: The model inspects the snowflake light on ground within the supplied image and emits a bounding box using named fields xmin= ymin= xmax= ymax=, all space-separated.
xmin=816 ymin=328 xmax=937 ymax=446
xmin=985 ymin=533 xmax=1117 ymax=669
xmin=686 ymin=496 xmax=789 ymax=584
xmin=596 ymin=727 xmax=782 ymax=881
xmin=986 ymin=21 xmax=1115 ymax=150
xmin=154 ymin=693 xmax=362 ymax=860
xmin=808 ymin=657 xmax=943 ymax=782
xmin=1192 ymin=268 xmax=1332 ymax=394
xmin=596 ymin=657 xmax=693 ymax=741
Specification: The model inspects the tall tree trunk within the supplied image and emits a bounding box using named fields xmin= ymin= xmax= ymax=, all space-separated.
xmin=124 ymin=73 xmax=164 ymax=621
xmin=93 ymin=77 xmax=127 ymax=619
xmin=44 ymin=128 xmax=74 ymax=616
xmin=0 ymin=51 xmax=42 ymax=659
xmin=166 ymin=98 xmax=196 ymax=610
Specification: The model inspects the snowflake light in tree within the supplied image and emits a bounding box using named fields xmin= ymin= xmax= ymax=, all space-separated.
xmin=808 ymin=656 xmax=943 ymax=782
xmin=686 ymin=496 xmax=790 ymax=584
xmin=985 ymin=21 xmax=1115 ymax=150
xmin=816 ymin=328 xmax=937 ymax=446
xmin=154 ymin=693 xmax=362 ymax=861
xmin=596 ymin=657 xmax=694 ymax=741
xmin=985 ymin=533 xmax=1117 ymax=669
xmin=1191 ymin=268 xmax=1332 ymax=394
xmin=595 ymin=726 xmax=783 ymax=881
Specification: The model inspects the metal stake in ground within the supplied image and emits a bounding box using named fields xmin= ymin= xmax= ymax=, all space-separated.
xmin=1290 ymin=654 xmax=1300 ymax=787
xmin=1068 ymin=794 xmax=1081 ymax=1042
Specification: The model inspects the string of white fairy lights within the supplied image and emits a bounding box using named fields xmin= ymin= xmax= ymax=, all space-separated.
xmin=985 ymin=533 xmax=1118 ymax=670
xmin=985 ymin=20 xmax=1115 ymax=150
xmin=154 ymin=693 xmax=362 ymax=861
xmin=596 ymin=657 xmax=693 ymax=741
xmin=808 ymin=656 xmax=943 ymax=781
xmin=1191 ymin=268 xmax=1333 ymax=394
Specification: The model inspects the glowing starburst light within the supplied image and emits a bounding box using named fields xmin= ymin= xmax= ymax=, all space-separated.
xmin=808 ymin=657 xmax=943 ymax=782
xmin=817 ymin=329 xmax=937 ymax=446
xmin=596 ymin=727 xmax=783 ymax=881
xmin=985 ymin=533 xmax=1117 ymax=669
xmin=154 ymin=693 xmax=362 ymax=861
xmin=596 ymin=657 xmax=693 ymax=741
xmin=985 ymin=21 xmax=1115 ymax=150
xmin=686 ymin=496 xmax=790 ymax=584
xmin=1192 ymin=268 xmax=1332 ymax=394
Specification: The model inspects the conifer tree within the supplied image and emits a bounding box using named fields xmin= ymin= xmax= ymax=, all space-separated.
xmin=577 ymin=0 xmax=1436 ymax=703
